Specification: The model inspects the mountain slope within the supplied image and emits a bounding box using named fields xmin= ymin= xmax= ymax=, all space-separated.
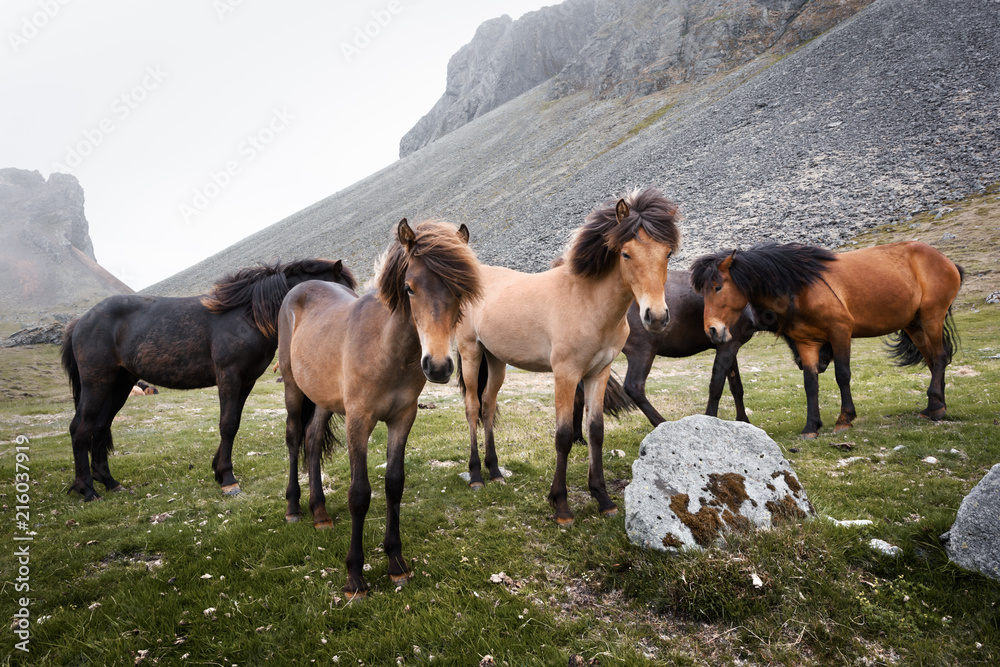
xmin=147 ymin=0 xmax=1000 ymax=297
xmin=0 ymin=168 xmax=133 ymax=323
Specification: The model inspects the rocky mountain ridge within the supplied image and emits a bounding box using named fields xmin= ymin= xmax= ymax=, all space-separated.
xmin=0 ymin=168 xmax=132 ymax=324
xmin=400 ymin=0 xmax=876 ymax=156
xmin=146 ymin=0 xmax=999 ymax=301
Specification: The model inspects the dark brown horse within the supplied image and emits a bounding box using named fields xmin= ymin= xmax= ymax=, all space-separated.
xmin=691 ymin=241 xmax=963 ymax=438
xmin=279 ymin=220 xmax=481 ymax=600
xmin=571 ymin=270 xmax=757 ymax=436
xmin=456 ymin=187 xmax=681 ymax=525
xmin=61 ymin=259 xmax=355 ymax=501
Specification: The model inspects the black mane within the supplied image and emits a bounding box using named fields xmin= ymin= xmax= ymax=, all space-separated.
xmin=566 ymin=187 xmax=682 ymax=279
xmin=690 ymin=243 xmax=836 ymax=301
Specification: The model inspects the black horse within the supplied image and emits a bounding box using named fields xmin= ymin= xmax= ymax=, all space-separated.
xmin=572 ymin=270 xmax=757 ymax=437
xmin=61 ymin=259 xmax=356 ymax=501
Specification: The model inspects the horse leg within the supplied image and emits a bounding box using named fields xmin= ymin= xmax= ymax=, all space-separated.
xmin=90 ymin=370 xmax=137 ymax=492
xmin=283 ymin=382 xmax=306 ymax=523
xmin=572 ymin=382 xmax=586 ymax=444
xmin=305 ymin=406 xmax=336 ymax=528
xmin=726 ymin=354 xmax=749 ymax=423
xmin=797 ymin=343 xmax=824 ymax=439
xmin=623 ymin=344 xmax=664 ymax=426
xmin=831 ymin=336 xmax=856 ymax=433
xmin=906 ymin=321 xmax=948 ymax=420
xmin=706 ymin=345 xmax=732 ymax=419
xmin=480 ymin=353 xmax=507 ymax=482
xmin=212 ymin=377 xmax=253 ymax=495
xmin=583 ymin=365 xmax=617 ymax=517
xmin=548 ymin=372 xmax=582 ymax=526
xmin=344 ymin=412 xmax=377 ymax=600
xmin=383 ymin=405 xmax=417 ymax=587
xmin=460 ymin=347 xmax=487 ymax=489
xmin=68 ymin=378 xmax=119 ymax=501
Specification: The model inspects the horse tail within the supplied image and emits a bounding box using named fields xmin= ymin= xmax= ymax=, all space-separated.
xmin=885 ymin=309 xmax=961 ymax=368
xmin=603 ymin=372 xmax=637 ymax=418
xmin=299 ymin=397 xmax=340 ymax=460
xmin=456 ymin=351 xmax=494 ymax=426
xmin=60 ymin=319 xmax=81 ymax=407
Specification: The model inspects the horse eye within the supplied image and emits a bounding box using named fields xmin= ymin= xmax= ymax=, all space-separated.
xmin=622 ymin=252 xmax=631 ymax=260
xmin=714 ymin=284 xmax=722 ymax=293
xmin=405 ymin=285 xmax=415 ymax=296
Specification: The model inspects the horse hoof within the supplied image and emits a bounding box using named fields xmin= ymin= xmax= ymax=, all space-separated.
xmin=489 ymin=476 xmax=506 ymax=485
xmin=555 ymin=515 xmax=574 ymax=527
xmin=390 ymin=572 xmax=412 ymax=586
xmin=344 ymin=590 xmax=367 ymax=602
xmin=84 ymin=494 xmax=103 ymax=502
xmin=920 ymin=408 xmax=946 ymax=421
xmin=313 ymin=520 xmax=333 ymax=530
xmin=800 ymin=432 xmax=819 ymax=440
xmin=285 ymin=514 xmax=300 ymax=523
xmin=601 ymin=507 xmax=618 ymax=518
xmin=221 ymin=483 xmax=241 ymax=496
xmin=469 ymin=481 xmax=485 ymax=491
xmin=833 ymin=423 xmax=852 ymax=434
xmin=108 ymin=484 xmax=125 ymax=493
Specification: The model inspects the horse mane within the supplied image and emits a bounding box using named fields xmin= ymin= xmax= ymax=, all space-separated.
xmin=201 ymin=259 xmax=355 ymax=339
xmin=565 ymin=187 xmax=682 ymax=279
xmin=689 ymin=243 xmax=837 ymax=301
xmin=377 ymin=220 xmax=483 ymax=314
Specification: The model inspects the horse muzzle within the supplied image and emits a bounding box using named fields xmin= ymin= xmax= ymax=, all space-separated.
xmin=421 ymin=354 xmax=454 ymax=384
xmin=707 ymin=324 xmax=731 ymax=345
xmin=641 ymin=305 xmax=670 ymax=333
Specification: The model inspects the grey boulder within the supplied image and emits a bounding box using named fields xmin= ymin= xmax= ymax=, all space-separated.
xmin=625 ymin=415 xmax=813 ymax=552
xmin=941 ymin=463 xmax=1000 ymax=580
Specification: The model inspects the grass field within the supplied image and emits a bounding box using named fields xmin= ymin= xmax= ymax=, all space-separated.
xmin=2 ymin=192 xmax=999 ymax=665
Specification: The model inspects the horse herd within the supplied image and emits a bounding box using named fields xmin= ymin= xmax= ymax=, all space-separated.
xmin=60 ymin=187 xmax=963 ymax=598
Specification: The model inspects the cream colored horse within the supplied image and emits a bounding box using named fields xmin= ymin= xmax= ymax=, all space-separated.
xmin=456 ymin=188 xmax=682 ymax=525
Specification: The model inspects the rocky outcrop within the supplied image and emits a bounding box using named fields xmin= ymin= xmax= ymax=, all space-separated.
xmin=941 ymin=463 xmax=1000 ymax=581
xmin=624 ymin=415 xmax=813 ymax=552
xmin=0 ymin=168 xmax=132 ymax=322
xmin=401 ymin=0 xmax=876 ymax=155
xmin=399 ymin=0 xmax=601 ymax=157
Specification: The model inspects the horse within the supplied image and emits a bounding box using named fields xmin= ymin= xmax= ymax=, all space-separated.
xmin=61 ymin=259 xmax=356 ymax=501
xmin=690 ymin=241 xmax=963 ymax=439
xmin=571 ymin=270 xmax=758 ymax=436
xmin=456 ymin=187 xmax=681 ymax=526
xmin=279 ymin=219 xmax=481 ymax=600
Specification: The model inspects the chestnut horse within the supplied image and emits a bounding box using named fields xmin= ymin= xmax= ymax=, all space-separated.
xmin=691 ymin=241 xmax=963 ymax=438
xmin=61 ymin=259 xmax=355 ymax=501
xmin=456 ymin=187 xmax=681 ymax=525
xmin=279 ymin=220 xmax=481 ymax=599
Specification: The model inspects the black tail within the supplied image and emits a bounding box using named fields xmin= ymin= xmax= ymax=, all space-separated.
xmin=456 ymin=351 xmax=496 ymax=427
xmin=60 ymin=319 xmax=81 ymax=407
xmin=603 ymin=372 xmax=637 ymax=418
xmin=885 ymin=309 xmax=961 ymax=368
xmin=300 ymin=397 xmax=340 ymax=460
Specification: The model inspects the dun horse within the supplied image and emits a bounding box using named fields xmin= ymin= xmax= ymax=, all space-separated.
xmin=691 ymin=241 xmax=963 ymax=438
xmin=61 ymin=259 xmax=355 ymax=501
xmin=457 ymin=187 xmax=681 ymax=525
xmin=279 ymin=220 xmax=481 ymax=599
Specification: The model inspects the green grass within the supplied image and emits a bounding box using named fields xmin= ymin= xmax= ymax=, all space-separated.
xmin=3 ymin=204 xmax=1000 ymax=664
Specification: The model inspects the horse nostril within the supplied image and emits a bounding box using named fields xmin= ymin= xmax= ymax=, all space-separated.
xmin=709 ymin=326 xmax=718 ymax=339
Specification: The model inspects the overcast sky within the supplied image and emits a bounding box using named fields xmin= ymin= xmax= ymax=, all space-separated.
xmin=2 ymin=0 xmax=555 ymax=289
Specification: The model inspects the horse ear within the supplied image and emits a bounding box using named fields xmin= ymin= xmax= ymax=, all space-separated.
xmin=719 ymin=250 xmax=737 ymax=272
xmin=615 ymin=199 xmax=630 ymax=225
xmin=331 ymin=259 xmax=343 ymax=275
xmin=458 ymin=223 xmax=470 ymax=244
xmin=397 ymin=218 xmax=416 ymax=250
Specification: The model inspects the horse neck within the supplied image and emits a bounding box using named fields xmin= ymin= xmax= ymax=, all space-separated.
xmin=382 ymin=303 xmax=423 ymax=357
xmin=584 ymin=260 xmax=636 ymax=325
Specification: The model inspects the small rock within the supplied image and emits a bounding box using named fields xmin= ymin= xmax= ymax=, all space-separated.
xmin=941 ymin=232 xmax=957 ymax=241
xmin=826 ymin=517 xmax=873 ymax=528
xmin=893 ymin=445 xmax=906 ymax=451
xmin=479 ymin=656 xmax=496 ymax=667
xmin=922 ymin=456 xmax=939 ymax=464
xmin=869 ymin=539 xmax=902 ymax=556
xmin=986 ymin=291 xmax=1000 ymax=305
